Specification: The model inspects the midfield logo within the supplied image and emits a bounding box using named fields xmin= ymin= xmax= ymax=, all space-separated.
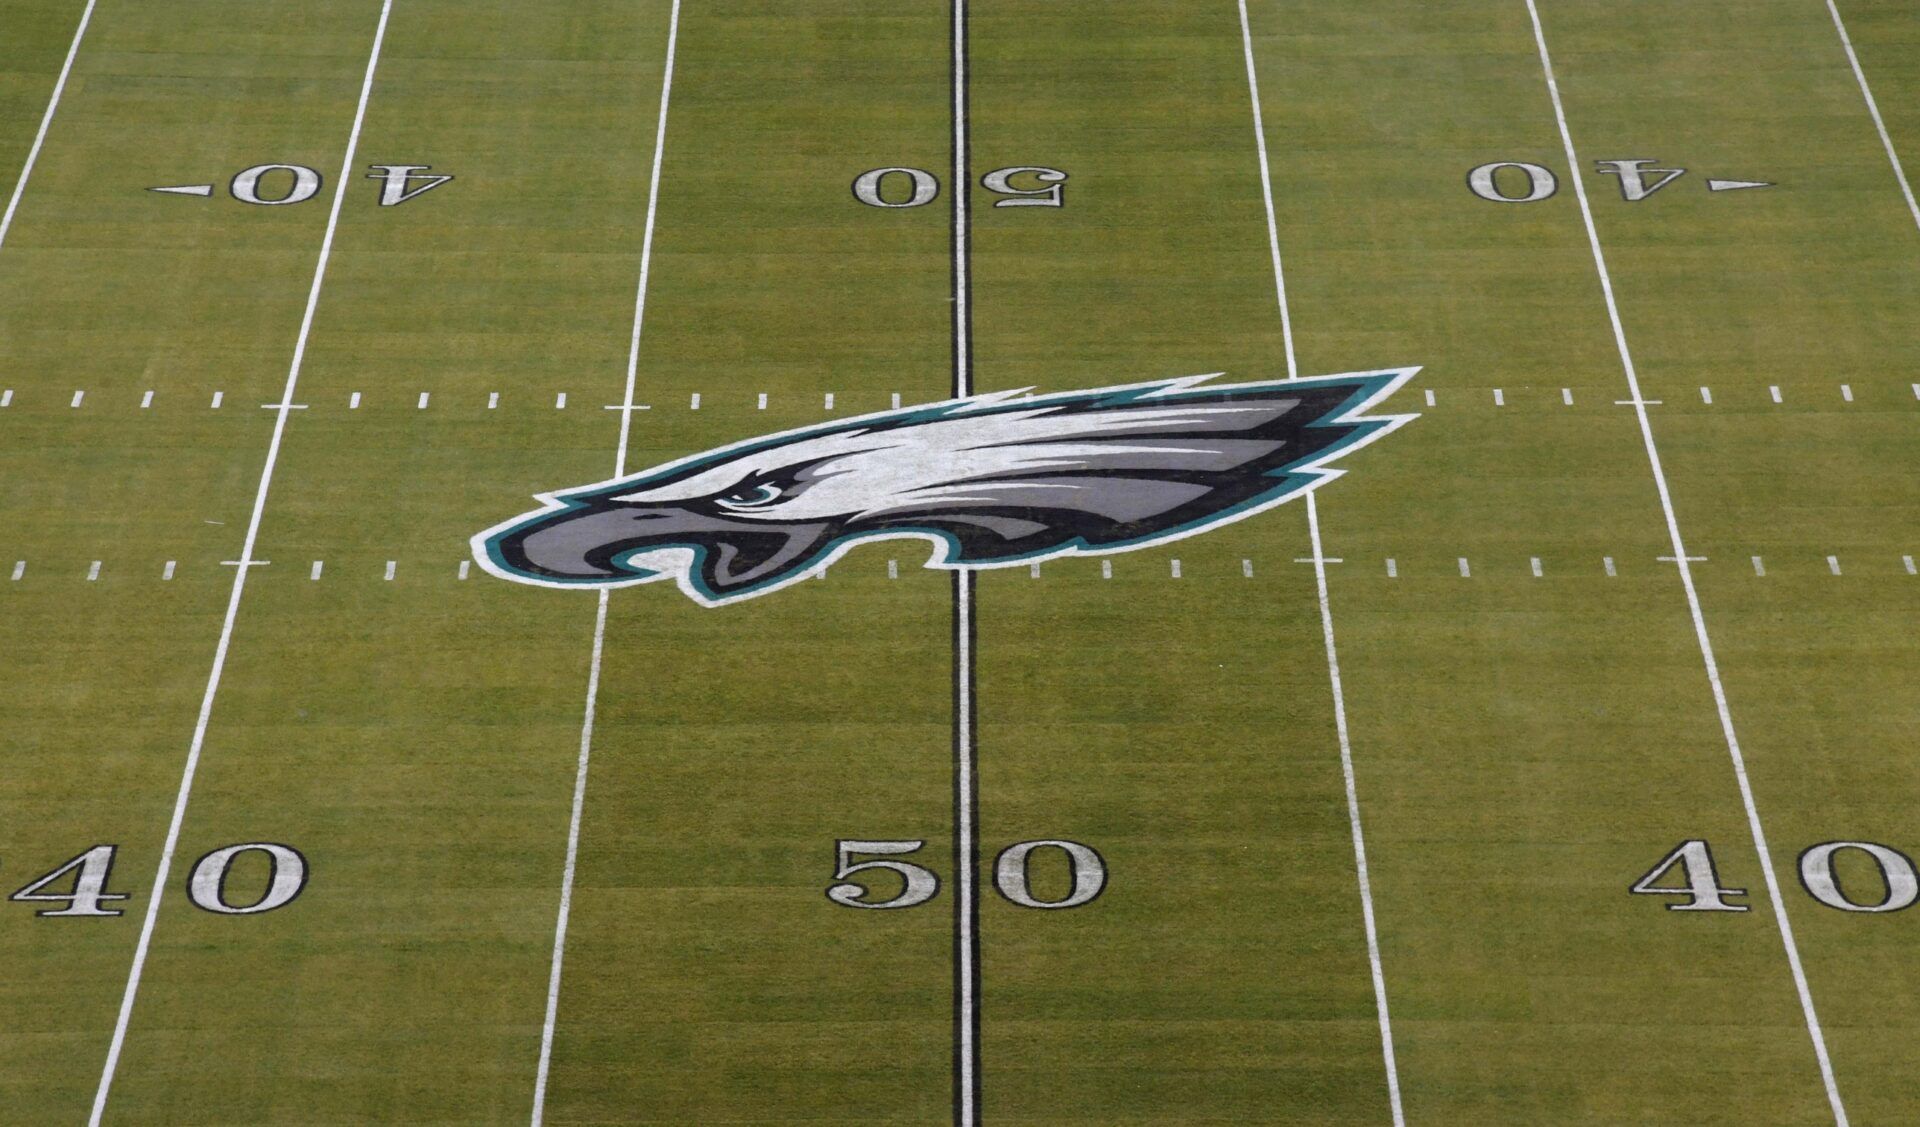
xmin=473 ymin=370 xmax=1416 ymax=606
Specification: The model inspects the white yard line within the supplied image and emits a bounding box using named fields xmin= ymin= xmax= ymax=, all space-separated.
xmin=88 ymin=3 xmax=396 ymax=1122
xmin=951 ymin=3 xmax=982 ymax=1124
xmin=1521 ymin=3 xmax=1847 ymax=1122
xmin=1825 ymin=0 xmax=1920 ymax=237
xmin=1238 ymin=4 xmax=1404 ymax=1122
xmin=0 ymin=0 xmax=96 ymax=253
xmin=530 ymin=3 xmax=681 ymax=1123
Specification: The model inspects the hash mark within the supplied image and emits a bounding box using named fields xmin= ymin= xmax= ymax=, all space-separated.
xmin=1700 ymin=387 xmax=1713 ymax=404
xmin=1911 ymin=383 xmax=1920 ymax=401
xmin=87 ymin=561 xmax=100 ymax=581
xmin=211 ymin=391 xmax=223 ymax=409
xmin=891 ymin=393 xmax=902 ymax=409
xmin=757 ymin=393 xmax=768 ymax=410
xmin=141 ymin=390 xmax=153 ymax=409
xmin=384 ymin=560 xmax=396 ymax=581
xmin=1170 ymin=559 xmax=1182 ymax=578
xmin=554 ymin=392 xmax=567 ymax=409
xmin=1604 ymin=556 xmax=1617 ymax=577
xmin=1457 ymin=557 xmax=1471 ymax=578
xmin=9 ymin=561 xmax=21 ymax=581
xmin=1242 ymin=559 xmax=1253 ymax=578
xmin=1841 ymin=384 xmax=1854 ymax=402
xmin=824 ymin=392 xmax=835 ymax=411
xmin=1101 ymin=559 xmax=1112 ymax=579
xmin=1423 ymin=389 xmax=1436 ymax=407
xmin=1530 ymin=557 xmax=1543 ymax=577
xmin=888 ymin=559 xmax=898 ymax=579
xmin=1029 ymin=562 xmax=1041 ymax=578
xmin=0 ymin=389 xmax=10 ymax=407
xmin=1752 ymin=556 xmax=1767 ymax=576
xmin=690 ymin=392 xmax=701 ymax=410
xmin=1827 ymin=555 xmax=1842 ymax=575
xmin=70 ymin=390 xmax=84 ymax=408
xmin=162 ymin=561 xmax=175 ymax=580
xmin=1769 ymin=385 xmax=1782 ymax=403
xmin=1493 ymin=388 xmax=1505 ymax=406
xmin=350 ymin=392 xmax=362 ymax=409
xmin=458 ymin=560 xmax=470 ymax=579
xmin=311 ymin=561 xmax=323 ymax=581
xmin=1386 ymin=558 xmax=1397 ymax=578
xmin=1561 ymin=388 xmax=1573 ymax=405
xmin=417 ymin=392 xmax=430 ymax=409
xmin=488 ymin=392 xmax=499 ymax=409
xmin=1904 ymin=555 xmax=1916 ymax=575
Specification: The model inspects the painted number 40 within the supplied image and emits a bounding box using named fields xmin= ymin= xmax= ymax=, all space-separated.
xmin=1633 ymin=838 xmax=1919 ymax=913
xmin=6 ymin=842 xmax=307 ymax=918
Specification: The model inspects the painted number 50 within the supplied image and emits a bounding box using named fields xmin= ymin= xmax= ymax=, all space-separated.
xmin=827 ymin=838 xmax=1106 ymax=910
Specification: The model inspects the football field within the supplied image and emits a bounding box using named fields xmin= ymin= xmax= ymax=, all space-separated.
xmin=3 ymin=1 xmax=1919 ymax=1122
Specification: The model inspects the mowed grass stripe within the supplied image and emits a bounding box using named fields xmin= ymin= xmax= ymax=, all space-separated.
xmin=543 ymin=4 xmax=956 ymax=1122
xmin=0 ymin=0 xmax=94 ymax=252
xmin=1535 ymin=1 xmax=1920 ymax=1120
xmin=1243 ymin=0 xmax=1845 ymax=1120
xmin=0 ymin=3 xmax=412 ymax=1118
xmin=77 ymin=2 xmax=691 ymax=1121
xmin=971 ymin=3 xmax=1398 ymax=1121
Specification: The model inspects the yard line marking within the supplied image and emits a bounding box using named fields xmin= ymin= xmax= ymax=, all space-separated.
xmin=532 ymin=4 xmax=680 ymax=1124
xmin=1604 ymin=556 xmax=1617 ymax=577
xmin=140 ymin=390 xmax=153 ymax=409
xmin=950 ymin=5 xmax=982 ymax=1123
xmin=1826 ymin=0 xmax=1920 ymax=237
xmin=1524 ymin=6 xmax=1846 ymax=1117
xmin=1457 ymin=557 xmax=1471 ymax=577
xmin=0 ymin=0 xmax=96 ymax=253
xmin=1240 ymin=3 xmax=1402 ymax=1121
xmin=162 ymin=561 xmax=175 ymax=581
xmin=1753 ymin=556 xmax=1767 ymax=577
xmin=90 ymin=5 xmax=396 ymax=1121
xmin=1827 ymin=555 xmax=1842 ymax=576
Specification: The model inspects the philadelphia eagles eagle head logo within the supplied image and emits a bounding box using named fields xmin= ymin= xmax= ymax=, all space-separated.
xmin=473 ymin=369 xmax=1416 ymax=606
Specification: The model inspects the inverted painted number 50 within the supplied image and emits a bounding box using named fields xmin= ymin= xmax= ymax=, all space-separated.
xmin=827 ymin=839 xmax=940 ymax=909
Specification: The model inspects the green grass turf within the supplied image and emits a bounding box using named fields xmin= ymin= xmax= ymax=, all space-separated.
xmin=1 ymin=0 xmax=1919 ymax=1123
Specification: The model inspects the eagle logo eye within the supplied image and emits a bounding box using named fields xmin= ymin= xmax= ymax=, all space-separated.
xmin=713 ymin=482 xmax=786 ymax=512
